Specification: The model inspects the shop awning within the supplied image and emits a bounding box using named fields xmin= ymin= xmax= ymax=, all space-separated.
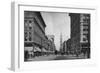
xmin=42 ymin=48 xmax=47 ymax=52
xmin=34 ymin=47 xmax=41 ymax=52
xmin=24 ymin=47 xmax=33 ymax=51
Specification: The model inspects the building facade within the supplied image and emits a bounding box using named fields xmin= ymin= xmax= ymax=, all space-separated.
xmin=80 ymin=14 xmax=90 ymax=58
xmin=66 ymin=39 xmax=71 ymax=54
xmin=24 ymin=11 xmax=49 ymax=60
xmin=60 ymin=33 xmax=63 ymax=54
xmin=69 ymin=13 xmax=80 ymax=55
xmin=62 ymin=39 xmax=71 ymax=55
xmin=47 ymin=35 xmax=56 ymax=54
xmin=69 ymin=13 xmax=90 ymax=58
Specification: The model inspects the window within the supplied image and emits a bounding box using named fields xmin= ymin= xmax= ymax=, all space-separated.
xmin=28 ymin=20 xmax=33 ymax=30
xmin=24 ymin=32 xmax=28 ymax=41
xmin=83 ymin=35 xmax=88 ymax=42
xmin=29 ymin=32 xmax=32 ymax=41
xmin=83 ymin=28 xmax=88 ymax=31
xmin=29 ymin=23 xmax=32 ymax=30
xmin=24 ymin=32 xmax=33 ymax=42
xmin=24 ymin=19 xmax=33 ymax=31
xmin=24 ymin=20 xmax=28 ymax=30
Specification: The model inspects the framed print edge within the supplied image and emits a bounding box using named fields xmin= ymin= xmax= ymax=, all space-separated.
xmin=11 ymin=2 xmax=20 ymax=71
xmin=11 ymin=1 xmax=97 ymax=71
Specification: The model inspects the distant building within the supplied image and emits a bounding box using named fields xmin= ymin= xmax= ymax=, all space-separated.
xmin=60 ymin=33 xmax=63 ymax=53
xmin=62 ymin=39 xmax=71 ymax=54
xmin=66 ymin=39 xmax=71 ymax=54
xmin=69 ymin=13 xmax=90 ymax=58
xmin=47 ymin=35 xmax=56 ymax=54
xmin=62 ymin=41 xmax=66 ymax=53
xmin=47 ymin=35 xmax=55 ymax=42
xmin=24 ymin=11 xmax=48 ymax=59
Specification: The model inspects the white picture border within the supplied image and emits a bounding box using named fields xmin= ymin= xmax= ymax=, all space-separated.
xmin=11 ymin=2 xmax=97 ymax=71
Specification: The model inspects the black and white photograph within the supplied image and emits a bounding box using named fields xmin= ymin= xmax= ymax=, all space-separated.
xmin=24 ymin=11 xmax=90 ymax=62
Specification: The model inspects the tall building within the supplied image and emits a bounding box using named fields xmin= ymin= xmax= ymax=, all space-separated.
xmin=24 ymin=11 xmax=48 ymax=60
xmin=69 ymin=13 xmax=80 ymax=54
xmin=80 ymin=14 xmax=90 ymax=58
xmin=69 ymin=13 xmax=90 ymax=58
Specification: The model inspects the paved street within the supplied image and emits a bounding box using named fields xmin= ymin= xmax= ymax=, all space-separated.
xmin=53 ymin=54 xmax=88 ymax=60
xmin=26 ymin=54 xmax=88 ymax=62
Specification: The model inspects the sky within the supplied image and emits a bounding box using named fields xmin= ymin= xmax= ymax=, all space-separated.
xmin=41 ymin=12 xmax=70 ymax=50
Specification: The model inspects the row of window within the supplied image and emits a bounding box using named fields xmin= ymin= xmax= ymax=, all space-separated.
xmin=24 ymin=32 xmax=33 ymax=42
xmin=24 ymin=17 xmax=45 ymax=42
xmin=80 ymin=34 xmax=88 ymax=43
xmin=24 ymin=19 xmax=34 ymax=31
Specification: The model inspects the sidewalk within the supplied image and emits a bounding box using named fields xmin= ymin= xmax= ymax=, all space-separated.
xmin=27 ymin=55 xmax=57 ymax=61
xmin=63 ymin=54 xmax=88 ymax=59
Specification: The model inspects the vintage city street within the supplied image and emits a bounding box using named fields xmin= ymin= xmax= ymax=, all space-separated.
xmin=24 ymin=11 xmax=90 ymax=61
